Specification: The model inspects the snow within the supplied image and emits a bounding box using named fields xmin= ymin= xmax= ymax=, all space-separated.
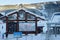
xmin=0 ymin=33 xmax=46 ymax=40
xmin=0 ymin=33 xmax=60 ymax=40
xmin=0 ymin=20 xmax=6 ymax=34
xmin=46 ymin=34 xmax=60 ymax=40
xmin=38 ymin=20 xmax=45 ymax=26
xmin=0 ymin=20 xmax=6 ymax=39
xmin=37 ymin=20 xmax=47 ymax=33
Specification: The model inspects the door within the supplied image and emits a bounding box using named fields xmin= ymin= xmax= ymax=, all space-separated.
xmin=7 ymin=21 xmax=17 ymax=33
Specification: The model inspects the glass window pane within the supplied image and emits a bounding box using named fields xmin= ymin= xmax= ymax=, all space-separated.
xmin=27 ymin=14 xmax=35 ymax=20
xmin=18 ymin=10 xmax=25 ymax=20
xmin=8 ymin=14 xmax=17 ymax=20
xmin=19 ymin=21 xmax=35 ymax=31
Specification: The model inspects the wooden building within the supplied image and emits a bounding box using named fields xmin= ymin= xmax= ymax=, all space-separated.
xmin=0 ymin=9 xmax=45 ymax=35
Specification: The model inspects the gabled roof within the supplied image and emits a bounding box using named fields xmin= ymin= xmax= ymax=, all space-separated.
xmin=6 ymin=8 xmax=45 ymax=20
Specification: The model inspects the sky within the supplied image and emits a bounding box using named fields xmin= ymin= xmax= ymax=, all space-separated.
xmin=0 ymin=0 xmax=59 ymax=5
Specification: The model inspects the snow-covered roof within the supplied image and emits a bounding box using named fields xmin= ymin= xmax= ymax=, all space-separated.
xmin=6 ymin=8 xmax=45 ymax=20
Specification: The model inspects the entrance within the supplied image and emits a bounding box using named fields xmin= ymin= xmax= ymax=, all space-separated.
xmin=7 ymin=21 xmax=18 ymax=34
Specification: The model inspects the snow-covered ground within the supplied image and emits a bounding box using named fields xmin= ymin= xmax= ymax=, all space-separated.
xmin=0 ymin=33 xmax=46 ymax=40
xmin=0 ymin=33 xmax=60 ymax=40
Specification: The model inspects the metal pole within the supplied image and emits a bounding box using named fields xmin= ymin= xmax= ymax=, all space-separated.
xmin=55 ymin=24 xmax=57 ymax=37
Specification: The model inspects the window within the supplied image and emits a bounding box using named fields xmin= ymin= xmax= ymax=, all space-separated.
xmin=19 ymin=21 xmax=35 ymax=31
xmin=18 ymin=10 xmax=25 ymax=20
xmin=27 ymin=14 xmax=35 ymax=20
xmin=8 ymin=14 xmax=17 ymax=20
